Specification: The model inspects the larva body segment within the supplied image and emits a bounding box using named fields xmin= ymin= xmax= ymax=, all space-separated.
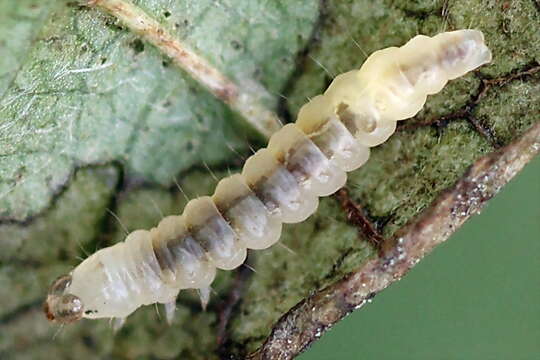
xmin=184 ymin=196 xmax=248 ymax=270
xmin=213 ymin=174 xmax=282 ymax=250
xmin=44 ymin=30 xmax=491 ymax=324
xmin=151 ymin=216 xmax=217 ymax=288
xmin=267 ymin=123 xmax=348 ymax=196
xmin=243 ymin=148 xmax=320 ymax=223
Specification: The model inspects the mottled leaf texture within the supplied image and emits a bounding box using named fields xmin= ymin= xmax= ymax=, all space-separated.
xmin=0 ymin=1 xmax=538 ymax=360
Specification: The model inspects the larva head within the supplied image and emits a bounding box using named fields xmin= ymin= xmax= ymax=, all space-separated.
xmin=44 ymin=275 xmax=84 ymax=324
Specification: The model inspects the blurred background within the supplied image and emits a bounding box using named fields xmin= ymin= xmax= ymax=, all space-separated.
xmin=302 ymin=156 xmax=540 ymax=359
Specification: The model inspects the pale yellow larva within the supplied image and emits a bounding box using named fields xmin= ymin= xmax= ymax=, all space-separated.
xmin=44 ymin=29 xmax=491 ymax=325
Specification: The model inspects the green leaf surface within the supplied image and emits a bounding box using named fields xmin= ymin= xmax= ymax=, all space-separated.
xmin=0 ymin=0 xmax=538 ymax=359
xmin=0 ymin=0 xmax=318 ymax=220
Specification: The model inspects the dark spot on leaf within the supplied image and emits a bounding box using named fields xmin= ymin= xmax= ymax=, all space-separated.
xmin=164 ymin=11 xmax=171 ymax=18
xmin=58 ymin=248 xmax=68 ymax=261
xmin=82 ymin=335 xmax=95 ymax=349
xmin=186 ymin=141 xmax=194 ymax=151
xmin=104 ymin=18 xmax=124 ymax=31
xmin=253 ymin=68 xmax=262 ymax=80
xmin=100 ymin=57 xmax=108 ymax=65
xmin=231 ymin=40 xmax=242 ymax=50
xmin=130 ymin=39 xmax=145 ymax=54
xmin=15 ymin=166 xmax=25 ymax=181
xmin=44 ymin=36 xmax=60 ymax=43
xmin=162 ymin=60 xmax=170 ymax=68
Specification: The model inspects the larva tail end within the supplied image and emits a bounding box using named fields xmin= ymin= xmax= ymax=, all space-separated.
xmin=439 ymin=29 xmax=492 ymax=80
xmin=44 ymin=275 xmax=84 ymax=324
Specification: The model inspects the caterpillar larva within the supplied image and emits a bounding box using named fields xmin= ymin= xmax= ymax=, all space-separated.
xmin=44 ymin=30 xmax=492 ymax=325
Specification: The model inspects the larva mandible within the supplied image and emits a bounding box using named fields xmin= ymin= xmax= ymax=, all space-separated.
xmin=44 ymin=29 xmax=492 ymax=326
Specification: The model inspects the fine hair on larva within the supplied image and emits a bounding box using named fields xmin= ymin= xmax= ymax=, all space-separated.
xmin=44 ymin=29 xmax=492 ymax=326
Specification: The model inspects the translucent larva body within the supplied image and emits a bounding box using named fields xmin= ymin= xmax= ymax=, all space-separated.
xmin=44 ymin=30 xmax=491 ymax=324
